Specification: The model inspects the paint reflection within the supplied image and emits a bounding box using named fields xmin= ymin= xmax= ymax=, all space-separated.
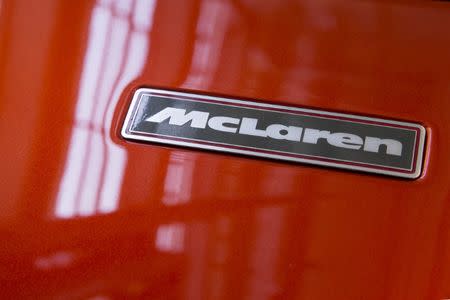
xmin=55 ymin=0 xmax=155 ymax=218
xmin=155 ymin=223 xmax=185 ymax=253
xmin=162 ymin=153 xmax=195 ymax=206
xmin=34 ymin=251 xmax=75 ymax=271
xmin=182 ymin=0 xmax=231 ymax=89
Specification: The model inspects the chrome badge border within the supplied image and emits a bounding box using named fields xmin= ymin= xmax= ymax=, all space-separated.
xmin=121 ymin=88 xmax=426 ymax=179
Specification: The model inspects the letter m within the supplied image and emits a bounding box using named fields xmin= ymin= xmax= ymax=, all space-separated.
xmin=145 ymin=107 xmax=209 ymax=128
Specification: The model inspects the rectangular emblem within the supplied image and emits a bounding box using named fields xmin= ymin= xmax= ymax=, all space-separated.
xmin=121 ymin=88 xmax=426 ymax=179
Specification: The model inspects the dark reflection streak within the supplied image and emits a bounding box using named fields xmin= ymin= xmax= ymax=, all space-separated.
xmin=74 ymin=3 xmax=114 ymax=213
xmin=95 ymin=0 xmax=136 ymax=208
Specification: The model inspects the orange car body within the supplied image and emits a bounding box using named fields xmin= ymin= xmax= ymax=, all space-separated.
xmin=1 ymin=0 xmax=450 ymax=299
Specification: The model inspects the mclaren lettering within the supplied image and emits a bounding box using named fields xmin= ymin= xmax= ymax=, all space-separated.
xmin=145 ymin=107 xmax=403 ymax=156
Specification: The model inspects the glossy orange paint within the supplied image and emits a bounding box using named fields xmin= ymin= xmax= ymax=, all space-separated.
xmin=1 ymin=0 xmax=450 ymax=299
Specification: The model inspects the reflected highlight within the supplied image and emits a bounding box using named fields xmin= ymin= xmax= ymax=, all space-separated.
xmin=55 ymin=0 xmax=155 ymax=218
